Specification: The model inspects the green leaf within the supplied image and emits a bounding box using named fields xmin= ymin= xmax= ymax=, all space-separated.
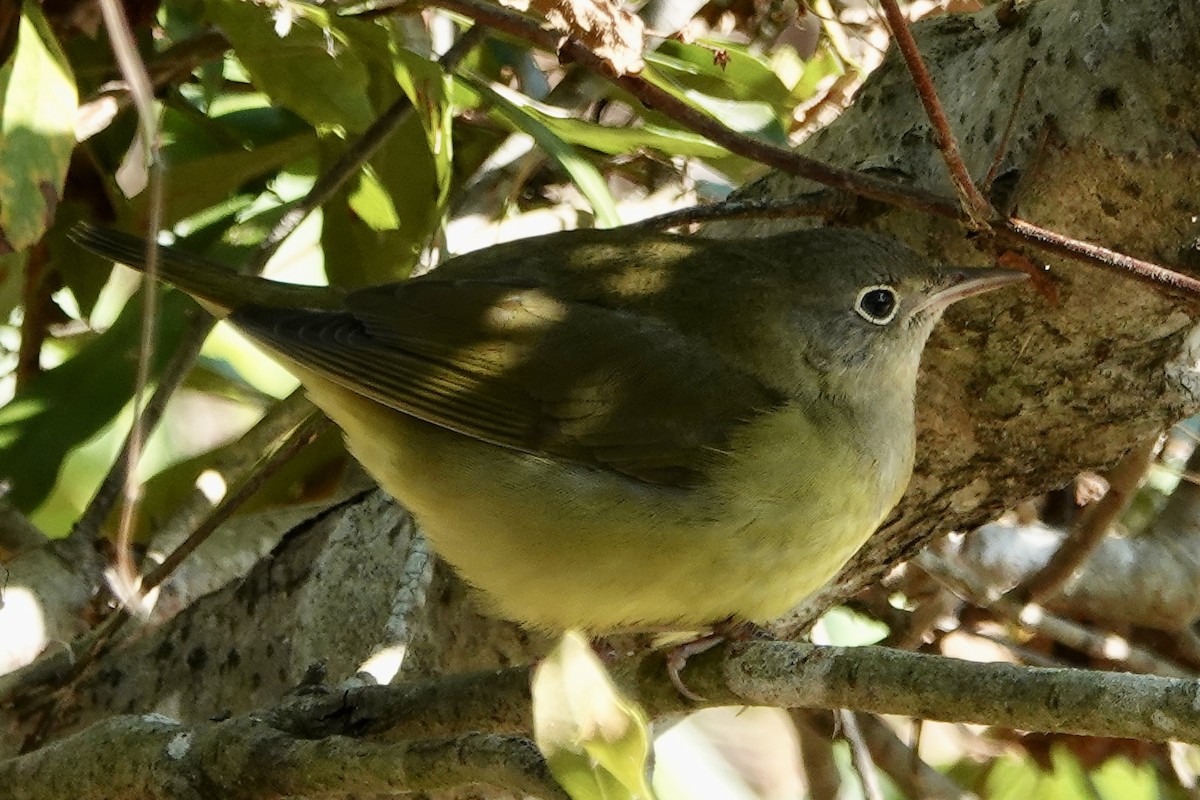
xmin=783 ymin=44 xmax=845 ymax=106
xmin=817 ymin=606 xmax=889 ymax=646
xmin=319 ymin=111 xmax=440 ymax=286
xmin=205 ymin=0 xmax=375 ymax=134
xmin=533 ymin=631 xmax=657 ymax=800
xmin=0 ymin=290 xmax=193 ymax=512
xmin=451 ymin=85 xmax=726 ymax=158
xmin=642 ymin=43 xmax=790 ymax=146
xmin=392 ymin=44 xmax=454 ymax=213
xmin=459 ymin=73 xmax=621 ymax=229
xmin=653 ymin=40 xmax=793 ymax=112
xmin=0 ymin=1 xmax=77 ymax=252
xmin=146 ymin=101 xmax=317 ymax=224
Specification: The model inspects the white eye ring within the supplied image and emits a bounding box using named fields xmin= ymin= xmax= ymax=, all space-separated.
xmin=855 ymin=285 xmax=899 ymax=325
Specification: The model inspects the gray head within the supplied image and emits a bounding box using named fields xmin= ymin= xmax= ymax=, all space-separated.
xmin=727 ymin=228 xmax=1026 ymax=399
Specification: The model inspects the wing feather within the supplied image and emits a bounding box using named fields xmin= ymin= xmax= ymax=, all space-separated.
xmin=231 ymin=278 xmax=783 ymax=487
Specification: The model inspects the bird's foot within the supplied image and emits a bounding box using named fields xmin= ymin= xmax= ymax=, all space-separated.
xmin=666 ymin=620 xmax=765 ymax=702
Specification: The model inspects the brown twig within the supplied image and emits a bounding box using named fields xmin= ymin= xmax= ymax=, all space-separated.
xmin=16 ymin=242 xmax=52 ymax=390
xmin=839 ymin=710 xmax=886 ymax=800
xmin=140 ymin=407 xmax=329 ymax=591
xmin=69 ymin=312 xmax=213 ymax=545
xmin=387 ymin=0 xmax=1200 ymax=301
xmin=76 ymin=30 xmax=231 ymax=141
xmin=794 ymin=712 xmax=843 ymax=799
xmin=876 ymin=0 xmax=994 ymax=224
xmin=981 ymin=61 xmax=1034 ymax=195
xmin=0 ymin=404 xmax=329 ymax=705
xmin=799 ymin=711 xmax=976 ymax=800
xmin=918 ymin=552 xmax=1194 ymax=678
xmin=98 ymin=0 xmax=165 ymax=606
xmin=1006 ymin=437 xmax=1157 ymax=606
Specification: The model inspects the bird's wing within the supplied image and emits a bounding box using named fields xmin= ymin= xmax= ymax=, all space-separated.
xmin=231 ymin=278 xmax=784 ymax=488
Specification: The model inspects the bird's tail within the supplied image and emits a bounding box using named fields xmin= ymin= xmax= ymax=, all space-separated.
xmin=69 ymin=224 xmax=343 ymax=316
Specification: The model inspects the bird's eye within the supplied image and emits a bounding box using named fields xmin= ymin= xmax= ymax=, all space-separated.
xmin=855 ymin=285 xmax=898 ymax=325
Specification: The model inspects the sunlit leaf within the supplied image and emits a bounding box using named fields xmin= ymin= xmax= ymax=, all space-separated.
xmin=533 ymin=631 xmax=656 ymax=800
xmin=393 ymin=44 xmax=454 ymax=212
xmin=0 ymin=2 xmax=76 ymax=253
xmin=146 ymin=102 xmax=317 ymax=225
xmin=653 ymin=40 xmax=793 ymax=111
xmin=205 ymin=0 xmax=375 ymax=134
xmin=460 ymin=74 xmax=621 ymax=229
xmin=319 ymin=113 xmax=439 ymax=286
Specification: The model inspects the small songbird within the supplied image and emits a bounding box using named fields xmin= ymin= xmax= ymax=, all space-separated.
xmin=74 ymin=224 xmax=1023 ymax=632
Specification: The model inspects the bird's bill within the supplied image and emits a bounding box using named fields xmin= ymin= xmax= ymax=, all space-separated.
xmin=916 ymin=266 xmax=1028 ymax=317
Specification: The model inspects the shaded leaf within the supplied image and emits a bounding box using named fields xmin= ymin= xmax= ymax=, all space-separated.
xmin=0 ymin=291 xmax=194 ymax=512
xmin=319 ymin=112 xmax=440 ymax=286
xmin=142 ymin=101 xmax=316 ymax=225
xmin=393 ymin=44 xmax=454 ymax=213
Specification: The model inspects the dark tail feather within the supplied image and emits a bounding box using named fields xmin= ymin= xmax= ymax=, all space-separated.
xmin=70 ymin=223 xmax=342 ymax=314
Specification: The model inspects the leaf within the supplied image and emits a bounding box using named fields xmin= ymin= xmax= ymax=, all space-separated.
xmin=319 ymin=113 xmax=440 ymax=286
xmin=652 ymin=39 xmax=792 ymax=112
xmin=0 ymin=291 xmax=194 ymax=512
xmin=143 ymin=101 xmax=317 ymax=225
xmin=642 ymin=43 xmax=790 ymax=146
xmin=533 ymin=631 xmax=657 ymax=800
xmin=460 ymin=73 xmax=621 ymax=228
xmin=205 ymin=0 xmax=375 ymax=135
xmin=453 ymin=85 xmax=727 ymax=158
xmin=392 ymin=44 xmax=454 ymax=213
xmin=0 ymin=1 xmax=77 ymax=253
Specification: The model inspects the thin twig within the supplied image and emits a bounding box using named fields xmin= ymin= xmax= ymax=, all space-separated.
xmin=876 ymin=0 xmax=994 ymax=224
xmin=857 ymin=715 xmax=977 ymax=800
xmin=981 ymin=60 xmax=1034 ymax=194
xmin=840 ymin=710 xmax=886 ymax=800
xmin=1006 ymin=437 xmax=1156 ymax=605
xmin=801 ymin=710 xmax=976 ymax=800
xmin=793 ymin=711 xmax=843 ymax=799
xmin=144 ymin=389 xmax=319 ymax=554
xmin=69 ymin=312 xmax=213 ymax=545
xmin=76 ymin=30 xmax=230 ymax=141
xmin=141 ymin=408 xmax=329 ymax=591
xmin=0 ymin=404 xmax=329 ymax=703
xmin=97 ymin=0 xmax=165 ymax=602
xmin=248 ymin=25 xmax=485 ymax=272
xmin=16 ymin=243 xmax=50 ymax=389
xmin=391 ymin=0 xmax=1200 ymax=301
xmin=918 ymin=552 xmax=1195 ymax=678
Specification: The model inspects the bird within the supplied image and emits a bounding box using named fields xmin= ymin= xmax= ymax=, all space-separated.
xmin=72 ymin=223 xmax=1024 ymax=633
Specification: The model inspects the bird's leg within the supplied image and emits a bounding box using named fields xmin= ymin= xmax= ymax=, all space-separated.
xmin=666 ymin=619 xmax=767 ymax=702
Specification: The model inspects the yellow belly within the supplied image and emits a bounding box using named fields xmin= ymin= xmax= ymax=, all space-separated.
xmin=301 ymin=371 xmax=908 ymax=632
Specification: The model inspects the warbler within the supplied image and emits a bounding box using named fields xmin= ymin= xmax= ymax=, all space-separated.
xmin=74 ymin=224 xmax=1023 ymax=632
